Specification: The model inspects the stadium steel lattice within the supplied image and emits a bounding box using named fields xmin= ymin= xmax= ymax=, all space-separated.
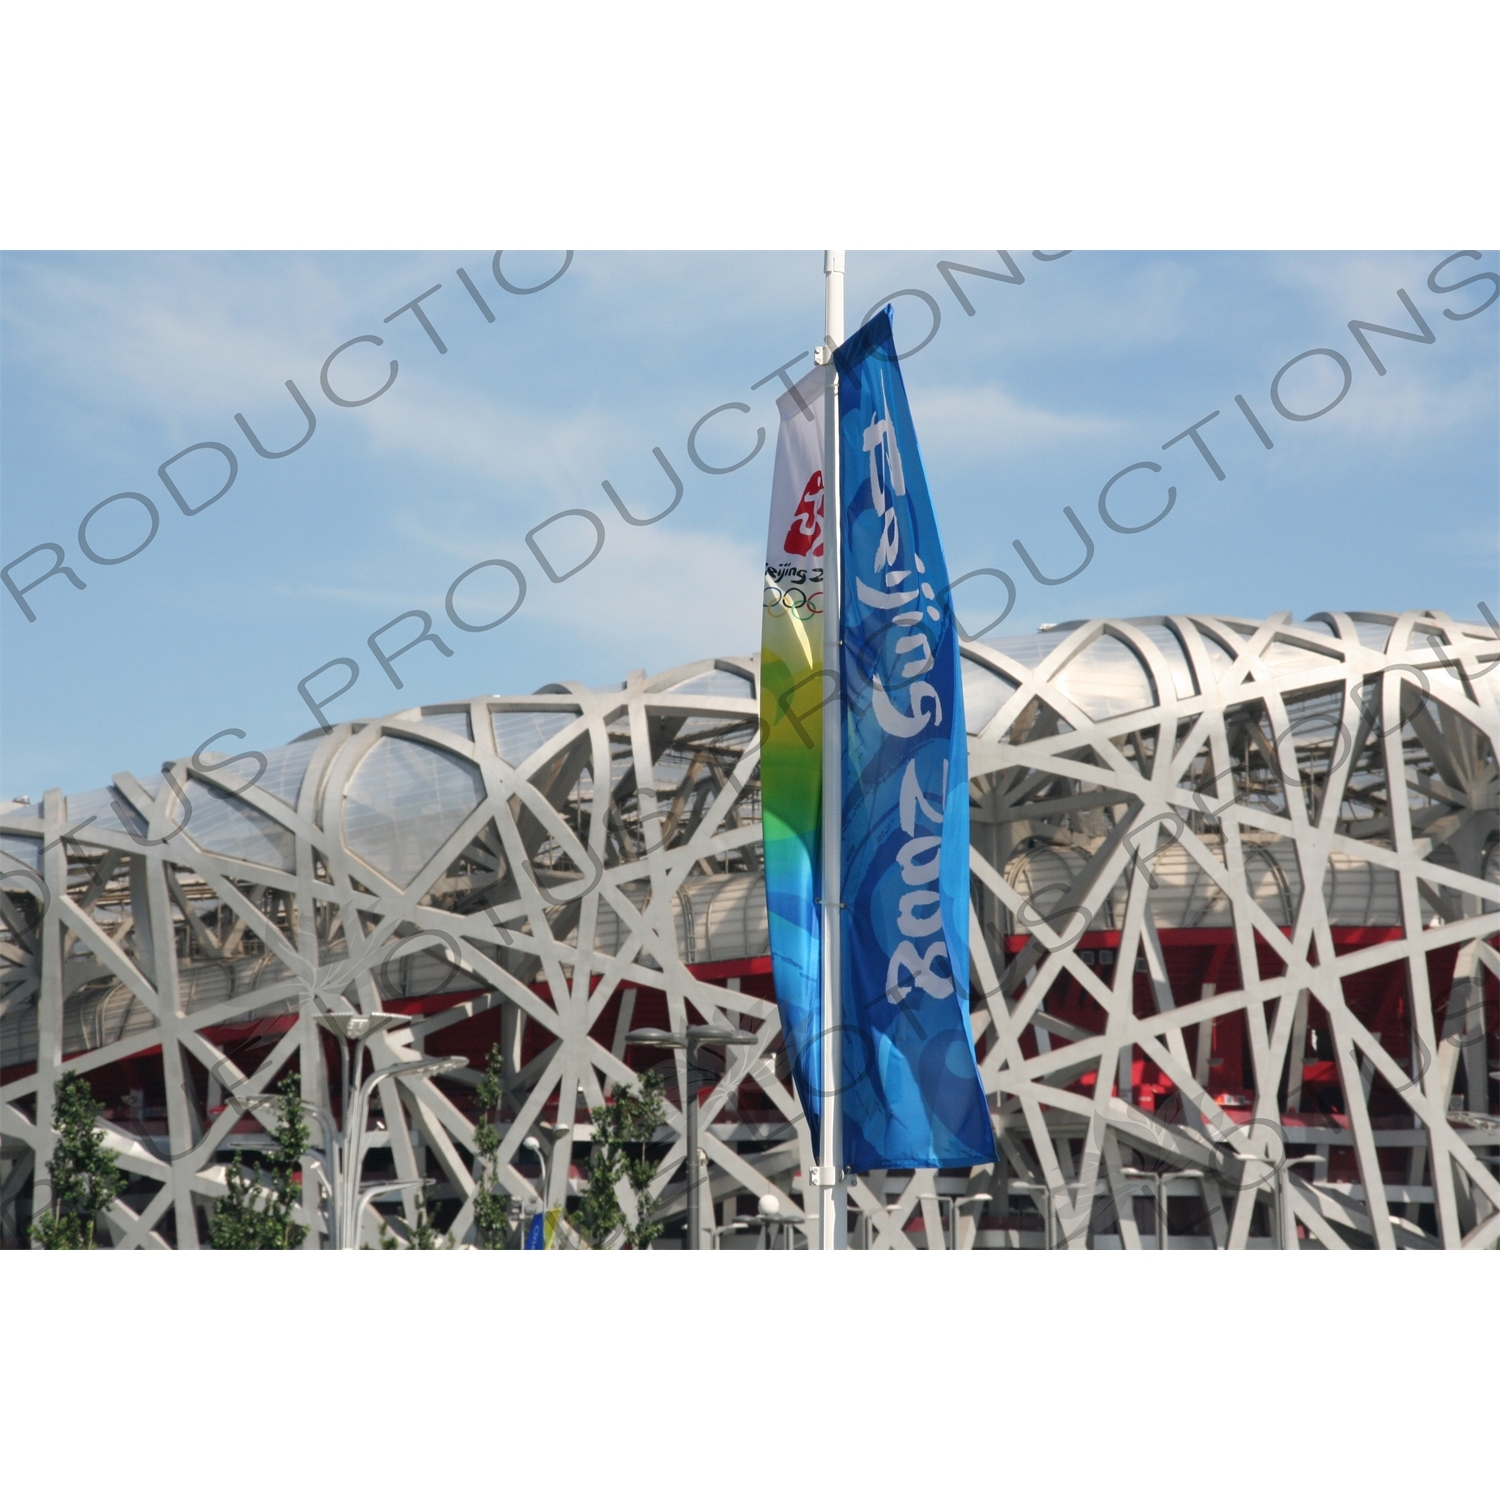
xmin=2 ymin=609 xmax=1497 ymax=1249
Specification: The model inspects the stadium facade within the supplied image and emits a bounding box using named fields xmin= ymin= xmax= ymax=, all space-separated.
xmin=3 ymin=609 xmax=1497 ymax=1250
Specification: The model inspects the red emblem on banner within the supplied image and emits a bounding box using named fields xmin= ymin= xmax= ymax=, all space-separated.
xmin=782 ymin=470 xmax=824 ymax=557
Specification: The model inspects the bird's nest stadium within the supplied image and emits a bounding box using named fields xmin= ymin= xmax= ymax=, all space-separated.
xmin=3 ymin=610 xmax=1497 ymax=1250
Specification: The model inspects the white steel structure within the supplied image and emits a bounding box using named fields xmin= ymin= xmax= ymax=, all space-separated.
xmin=2 ymin=610 xmax=1497 ymax=1249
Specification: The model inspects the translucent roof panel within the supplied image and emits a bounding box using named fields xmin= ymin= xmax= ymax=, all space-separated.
xmin=1194 ymin=629 xmax=1240 ymax=683
xmin=64 ymin=784 xmax=149 ymax=840
xmin=491 ymin=709 xmax=582 ymax=767
xmin=420 ymin=710 xmax=472 ymax=741
xmin=1 ymin=833 xmax=41 ymax=873
xmin=961 ymin=657 xmax=1017 ymax=734
xmin=1055 ymin=636 xmax=1156 ymax=721
xmin=987 ymin=634 xmax=1060 ymax=673
xmin=218 ymin=737 xmax=321 ymax=808
xmin=1261 ymin=637 xmax=1344 ymax=674
xmin=671 ymin=669 xmax=756 ymax=699
xmin=1303 ymin=616 xmax=1393 ymax=651
xmin=188 ymin=783 xmax=296 ymax=872
xmin=1344 ymin=618 xmax=1393 ymax=651
xmin=344 ymin=736 xmax=484 ymax=887
xmin=1134 ymin=625 xmax=1197 ymax=702
xmin=674 ymin=716 xmax=757 ymax=741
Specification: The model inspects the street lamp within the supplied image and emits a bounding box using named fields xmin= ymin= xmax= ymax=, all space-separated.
xmin=625 ymin=1025 xmax=756 ymax=1250
xmin=758 ymin=1191 xmax=807 ymax=1250
xmin=1010 ymin=1180 xmax=1084 ymax=1251
xmin=926 ymin=1191 xmax=994 ymax=1250
xmin=1000 ymin=1178 xmax=1056 ymax=1249
xmin=711 ymin=1216 xmax=758 ymax=1248
xmin=521 ymin=1121 xmax=571 ymax=1212
xmin=1156 ymin=1169 xmax=1203 ymax=1249
xmin=1447 ymin=1109 xmax=1500 ymax=1128
xmin=721 ymin=1192 xmax=804 ymax=1250
xmin=1119 ymin=1165 xmax=1207 ymax=1250
xmin=949 ymin=1192 xmax=993 ymax=1251
xmin=1119 ymin=1166 xmax=1163 ymax=1248
xmin=1233 ymin=1148 xmax=1290 ymax=1250
xmin=232 ymin=1037 xmax=465 ymax=1248
xmin=352 ymin=1177 xmax=432 ymax=1239
xmin=342 ymin=1055 xmax=466 ymax=1247
xmin=318 ymin=1011 xmax=407 ymax=1095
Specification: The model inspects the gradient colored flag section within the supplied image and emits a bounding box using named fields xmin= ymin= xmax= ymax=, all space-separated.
xmin=524 ymin=1207 xmax=562 ymax=1249
xmin=759 ymin=365 xmax=829 ymax=1143
xmin=834 ymin=310 xmax=994 ymax=1171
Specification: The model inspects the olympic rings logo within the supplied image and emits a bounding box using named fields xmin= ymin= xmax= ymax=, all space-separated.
xmin=763 ymin=587 xmax=823 ymax=621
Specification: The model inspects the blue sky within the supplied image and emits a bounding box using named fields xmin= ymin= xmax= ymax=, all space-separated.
xmin=2 ymin=249 xmax=1496 ymax=799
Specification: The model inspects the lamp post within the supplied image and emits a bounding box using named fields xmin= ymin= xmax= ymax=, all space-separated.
xmin=758 ymin=1192 xmax=808 ymax=1250
xmin=233 ymin=1025 xmax=464 ymax=1248
xmin=712 ymin=1216 xmax=758 ymax=1248
xmin=1021 ymin=1180 xmax=1083 ymax=1251
xmin=352 ymin=1177 xmax=431 ymax=1237
xmin=926 ymin=1191 xmax=993 ymax=1250
xmin=625 ymin=1025 xmax=756 ymax=1250
xmin=1233 ymin=1147 xmax=1290 ymax=1250
xmin=1119 ymin=1166 xmax=1161 ymax=1248
xmin=1139 ymin=1167 xmax=1206 ymax=1249
xmin=340 ymin=1055 xmax=466 ymax=1246
xmin=1001 ymin=1179 xmax=1058 ymax=1249
xmin=726 ymin=1192 xmax=805 ymax=1250
xmin=522 ymin=1120 xmax=571 ymax=1213
xmin=946 ymin=1192 xmax=993 ymax=1251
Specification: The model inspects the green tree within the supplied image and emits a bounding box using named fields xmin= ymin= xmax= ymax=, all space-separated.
xmin=472 ymin=1043 xmax=513 ymax=1248
xmin=30 ymin=1071 xmax=126 ymax=1249
xmin=208 ymin=1073 xmax=310 ymax=1249
xmin=377 ymin=1191 xmax=449 ymax=1249
xmin=572 ymin=1069 xmax=666 ymax=1249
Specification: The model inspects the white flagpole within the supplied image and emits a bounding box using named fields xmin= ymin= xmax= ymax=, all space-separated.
xmin=816 ymin=250 xmax=847 ymax=1250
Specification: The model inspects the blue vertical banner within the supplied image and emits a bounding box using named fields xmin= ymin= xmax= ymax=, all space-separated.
xmin=834 ymin=309 xmax=994 ymax=1171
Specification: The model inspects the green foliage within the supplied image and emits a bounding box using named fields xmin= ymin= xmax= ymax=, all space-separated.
xmin=472 ymin=1043 xmax=513 ymax=1249
xmin=377 ymin=1190 xmax=450 ymax=1250
xmin=30 ymin=1071 xmax=126 ymax=1249
xmin=572 ymin=1069 xmax=666 ymax=1249
xmin=208 ymin=1073 xmax=310 ymax=1250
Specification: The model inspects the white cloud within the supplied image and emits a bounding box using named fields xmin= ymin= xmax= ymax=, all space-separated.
xmin=1 ymin=253 xmax=369 ymax=425
xmin=1333 ymin=360 xmax=1497 ymax=439
xmin=359 ymin=383 xmax=643 ymax=503
xmin=910 ymin=382 xmax=1127 ymax=460
xmin=508 ymin=521 xmax=764 ymax=665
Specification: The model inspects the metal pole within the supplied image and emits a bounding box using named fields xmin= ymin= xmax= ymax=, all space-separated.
xmin=341 ymin=1059 xmax=448 ymax=1247
xmin=686 ymin=1038 xmax=700 ymax=1251
xmin=1276 ymin=1160 xmax=1290 ymax=1250
xmin=538 ymin=1146 xmax=551 ymax=1209
xmin=817 ymin=249 xmax=848 ymax=1251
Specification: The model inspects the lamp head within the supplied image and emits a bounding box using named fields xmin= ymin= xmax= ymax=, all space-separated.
xmin=626 ymin=1028 xmax=686 ymax=1049
xmin=408 ymin=1055 xmax=467 ymax=1079
xmin=317 ymin=1012 xmax=405 ymax=1042
xmin=685 ymin=1025 xmax=757 ymax=1046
